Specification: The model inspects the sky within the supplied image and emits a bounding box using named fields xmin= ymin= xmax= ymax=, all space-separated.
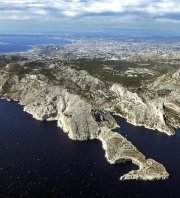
xmin=0 ymin=0 xmax=180 ymax=35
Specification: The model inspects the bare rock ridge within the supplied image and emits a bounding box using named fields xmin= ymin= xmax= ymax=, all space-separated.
xmin=109 ymin=84 xmax=174 ymax=135
xmin=99 ymin=128 xmax=168 ymax=180
xmin=47 ymin=65 xmax=180 ymax=135
xmin=0 ymin=69 xmax=169 ymax=181
xmin=1 ymin=60 xmax=178 ymax=136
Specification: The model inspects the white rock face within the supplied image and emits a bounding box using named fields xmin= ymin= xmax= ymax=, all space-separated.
xmin=120 ymin=159 xmax=169 ymax=181
xmin=54 ymin=66 xmax=103 ymax=91
xmin=0 ymin=71 xmax=169 ymax=181
xmin=109 ymin=84 xmax=173 ymax=135
xmin=99 ymin=127 xmax=169 ymax=181
xmin=172 ymin=69 xmax=180 ymax=80
xmin=146 ymin=69 xmax=180 ymax=131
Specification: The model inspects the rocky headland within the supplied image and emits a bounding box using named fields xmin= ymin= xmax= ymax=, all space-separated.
xmin=0 ymin=58 xmax=174 ymax=181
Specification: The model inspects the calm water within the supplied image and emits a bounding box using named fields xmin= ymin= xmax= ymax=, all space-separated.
xmin=0 ymin=34 xmax=71 ymax=54
xmin=0 ymin=35 xmax=180 ymax=197
xmin=0 ymin=100 xmax=180 ymax=198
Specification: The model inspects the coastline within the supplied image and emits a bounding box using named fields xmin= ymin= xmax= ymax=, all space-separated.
xmin=0 ymin=82 xmax=169 ymax=182
xmin=0 ymin=35 xmax=179 ymax=182
xmin=0 ymin=36 xmax=72 ymax=55
xmin=112 ymin=112 xmax=174 ymax=136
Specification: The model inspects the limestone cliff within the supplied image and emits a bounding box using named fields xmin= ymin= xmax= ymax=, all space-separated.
xmin=0 ymin=70 xmax=169 ymax=181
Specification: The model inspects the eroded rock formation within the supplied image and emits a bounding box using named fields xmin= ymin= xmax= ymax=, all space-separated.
xmin=0 ymin=69 xmax=169 ymax=181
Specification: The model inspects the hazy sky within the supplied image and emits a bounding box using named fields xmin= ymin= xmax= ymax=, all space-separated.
xmin=0 ymin=0 xmax=180 ymax=35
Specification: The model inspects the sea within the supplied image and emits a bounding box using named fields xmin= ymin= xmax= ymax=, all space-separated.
xmin=0 ymin=34 xmax=180 ymax=198
xmin=0 ymin=34 xmax=71 ymax=54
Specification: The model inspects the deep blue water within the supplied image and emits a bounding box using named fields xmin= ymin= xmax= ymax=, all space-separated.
xmin=0 ymin=34 xmax=180 ymax=197
xmin=0 ymin=100 xmax=180 ymax=198
xmin=0 ymin=34 xmax=71 ymax=54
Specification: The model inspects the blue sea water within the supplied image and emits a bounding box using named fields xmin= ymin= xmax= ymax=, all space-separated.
xmin=0 ymin=34 xmax=71 ymax=54
xmin=0 ymin=100 xmax=137 ymax=198
xmin=0 ymin=100 xmax=180 ymax=198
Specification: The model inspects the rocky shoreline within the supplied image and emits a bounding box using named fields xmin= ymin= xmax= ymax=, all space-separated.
xmin=0 ymin=69 xmax=170 ymax=181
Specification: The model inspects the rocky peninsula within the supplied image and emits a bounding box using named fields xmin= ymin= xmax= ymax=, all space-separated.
xmin=0 ymin=56 xmax=173 ymax=181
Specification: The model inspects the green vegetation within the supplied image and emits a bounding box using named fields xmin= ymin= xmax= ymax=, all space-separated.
xmin=66 ymin=59 xmax=154 ymax=87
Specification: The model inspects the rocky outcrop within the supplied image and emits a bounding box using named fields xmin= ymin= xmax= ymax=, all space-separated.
xmin=120 ymin=159 xmax=169 ymax=181
xmin=51 ymin=65 xmax=179 ymax=136
xmin=146 ymin=70 xmax=180 ymax=131
xmin=0 ymin=70 xmax=169 ymax=181
xmin=109 ymin=84 xmax=174 ymax=135
xmin=54 ymin=66 xmax=103 ymax=91
xmin=99 ymin=127 xmax=169 ymax=180
xmin=172 ymin=69 xmax=180 ymax=80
